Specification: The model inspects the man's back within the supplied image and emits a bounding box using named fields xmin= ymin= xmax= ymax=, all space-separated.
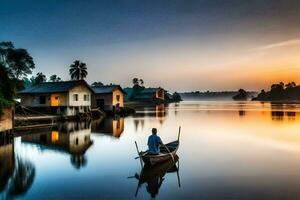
xmin=147 ymin=134 xmax=162 ymax=154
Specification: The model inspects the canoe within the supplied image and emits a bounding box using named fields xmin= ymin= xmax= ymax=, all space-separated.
xmin=140 ymin=140 xmax=179 ymax=166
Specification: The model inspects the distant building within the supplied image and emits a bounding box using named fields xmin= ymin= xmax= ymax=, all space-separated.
xmin=124 ymin=87 xmax=165 ymax=103
xmin=91 ymin=85 xmax=125 ymax=111
xmin=18 ymin=80 xmax=94 ymax=116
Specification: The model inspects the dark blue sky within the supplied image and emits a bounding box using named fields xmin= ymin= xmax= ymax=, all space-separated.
xmin=1 ymin=0 xmax=300 ymax=91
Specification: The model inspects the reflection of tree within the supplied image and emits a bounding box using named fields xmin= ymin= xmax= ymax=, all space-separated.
xmin=0 ymin=155 xmax=35 ymax=199
xmin=287 ymin=112 xmax=296 ymax=121
xmin=238 ymin=110 xmax=246 ymax=116
xmin=8 ymin=156 xmax=35 ymax=197
xmin=271 ymin=111 xmax=284 ymax=121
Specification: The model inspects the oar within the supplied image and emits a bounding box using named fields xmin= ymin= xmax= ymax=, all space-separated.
xmin=134 ymin=141 xmax=143 ymax=168
xmin=178 ymin=126 xmax=181 ymax=141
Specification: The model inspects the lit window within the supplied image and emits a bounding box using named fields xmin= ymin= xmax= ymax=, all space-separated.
xmin=73 ymin=94 xmax=78 ymax=101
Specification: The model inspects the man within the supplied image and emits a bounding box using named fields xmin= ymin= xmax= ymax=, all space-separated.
xmin=147 ymin=128 xmax=163 ymax=155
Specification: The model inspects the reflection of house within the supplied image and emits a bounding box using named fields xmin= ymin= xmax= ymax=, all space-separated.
xmin=91 ymin=85 xmax=125 ymax=111
xmin=92 ymin=117 xmax=124 ymax=138
xmin=124 ymin=87 xmax=165 ymax=103
xmin=18 ymin=80 xmax=94 ymax=116
xmin=21 ymin=121 xmax=92 ymax=155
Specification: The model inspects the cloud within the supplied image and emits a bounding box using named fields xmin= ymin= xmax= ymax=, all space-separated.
xmin=256 ymin=39 xmax=300 ymax=50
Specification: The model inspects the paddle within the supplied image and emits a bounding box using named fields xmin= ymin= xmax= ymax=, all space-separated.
xmin=134 ymin=141 xmax=143 ymax=168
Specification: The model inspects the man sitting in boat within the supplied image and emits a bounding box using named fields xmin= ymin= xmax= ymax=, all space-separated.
xmin=147 ymin=128 xmax=163 ymax=155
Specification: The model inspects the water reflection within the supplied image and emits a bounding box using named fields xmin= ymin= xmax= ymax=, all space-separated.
xmin=91 ymin=116 xmax=124 ymax=138
xmin=21 ymin=121 xmax=93 ymax=169
xmin=131 ymin=155 xmax=180 ymax=199
xmin=0 ymin=138 xmax=35 ymax=199
xmin=133 ymin=104 xmax=168 ymax=131
xmin=270 ymin=103 xmax=297 ymax=121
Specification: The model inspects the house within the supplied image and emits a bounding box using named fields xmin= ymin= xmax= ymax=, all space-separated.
xmin=18 ymin=80 xmax=94 ymax=116
xmin=91 ymin=85 xmax=125 ymax=111
xmin=124 ymin=87 xmax=165 ymax=103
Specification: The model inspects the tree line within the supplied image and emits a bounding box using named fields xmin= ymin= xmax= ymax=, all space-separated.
xmin=253 ymin=82 xmax=300 ymax=101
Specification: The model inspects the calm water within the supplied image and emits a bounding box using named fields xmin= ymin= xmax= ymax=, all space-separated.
xmin=2 ymin=101 xmax=300 ymax=199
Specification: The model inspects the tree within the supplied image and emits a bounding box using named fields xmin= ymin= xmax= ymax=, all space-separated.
xmin=0 ymin=63 xmax=15 ymax=112
xmin=0 ymin=41 xmax=35 ymax=80
xmin=139 ymin=79 xmax=144 ymax=86
xmin=69 ymin=60 xmax=88 ymax=80
xmin=49 ymin=74 xmax=62 ymax=82
xmin=34 ymin=72 xmax=46 ymax=85
xmin=233 ymin=89 xmax=248 ymax=100
xmin=172 ymin=92 xmax=182 ymax=102
xmin=91 ymin=82 xmax=104 ymax=87
xmin=132 ymin=78 xmax=139 ymax=86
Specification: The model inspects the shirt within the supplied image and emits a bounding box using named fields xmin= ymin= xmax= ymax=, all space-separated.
xmin=147 ymin=134 xmax=162 ymax=154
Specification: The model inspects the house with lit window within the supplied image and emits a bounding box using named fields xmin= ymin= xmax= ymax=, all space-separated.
xmin=91 ymin=85 xmax=125 ymax=111
xmin=18 ymin=80 xmax=94 ymax=116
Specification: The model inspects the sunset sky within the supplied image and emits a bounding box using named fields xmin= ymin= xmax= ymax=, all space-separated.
xmin=1 ymin=0 xmax=300 ymax=91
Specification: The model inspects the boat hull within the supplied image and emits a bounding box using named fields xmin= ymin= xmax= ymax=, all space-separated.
xmin=141 ymin=141 xmax=179 ymax=166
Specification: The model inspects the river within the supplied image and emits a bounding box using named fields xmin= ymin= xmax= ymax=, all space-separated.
xmin=2 ymin=101 xmax=300 ymax=199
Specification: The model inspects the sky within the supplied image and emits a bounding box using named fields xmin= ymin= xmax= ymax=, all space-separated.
xmin=1 ymin=0 xmax=300 ymax=92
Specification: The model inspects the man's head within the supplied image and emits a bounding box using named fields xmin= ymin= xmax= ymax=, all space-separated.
xmin=152 ymin=128 xmax=157 ymax=135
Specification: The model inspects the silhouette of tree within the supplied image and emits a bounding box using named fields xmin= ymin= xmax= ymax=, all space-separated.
xmin=132 ymin=78 xmax=139 ymax=86
xmin=33 ymin=72 xmax=46 ymax=85
xmin=233 ymin=89 xmax=248 ymax=100
xmin=49 ymin=74 xmax=62 ymax=82
xmin=91 ymin=81 xmax=104 ymax=87
xmin=0 ymin=63 xmax=15 ymax=112
xmin=139 ymin=79 xmax=144 ymax=86
xmin=69 ymin=60 xmax=88 ymax=80
xmin=0 ymin=41 xmax=35 ymax=80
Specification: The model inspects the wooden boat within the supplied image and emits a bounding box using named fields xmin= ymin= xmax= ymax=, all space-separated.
xmin=135 ymin=127 xmax=181 ymax=166
xmin=140 ymin=140 xmax=179 ymax=166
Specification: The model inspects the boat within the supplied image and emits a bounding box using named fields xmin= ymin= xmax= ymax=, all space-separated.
xmin=140 ymin=140 xmax=179 ymax=165
xmin=136 ymin=127 xmax=181 ymax=166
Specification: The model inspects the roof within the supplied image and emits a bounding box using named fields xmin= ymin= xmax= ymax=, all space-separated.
xmin=139 ymin=88 xmax=163 ymax=94
xmin=91 ymin=85 xmax=125 ymax=94
xmin=18 ymin=80 xmax=94 ymax=94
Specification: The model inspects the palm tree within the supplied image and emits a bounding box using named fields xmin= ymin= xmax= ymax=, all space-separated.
xmin=69 ymin=60 xmax=88 ymax=80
